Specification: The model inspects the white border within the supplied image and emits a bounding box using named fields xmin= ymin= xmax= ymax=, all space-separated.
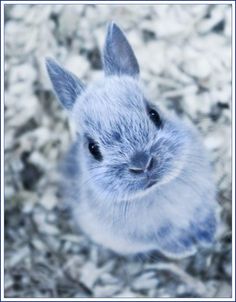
xmin=1 ymin=1 xmax=5 ymax=301
xmin=1 ymin=1 xmax=235 ymax=301
xmin=0 ymin=0 xmax=235 ymax=4
xmin=231 ymin=0 xmax=235 ymax=300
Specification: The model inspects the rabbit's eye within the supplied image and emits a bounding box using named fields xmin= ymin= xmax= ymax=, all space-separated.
xmin=88 ymin=140 xmax=103 ymax=161
xmin=148 ymin=108 xmax=162 ymax=128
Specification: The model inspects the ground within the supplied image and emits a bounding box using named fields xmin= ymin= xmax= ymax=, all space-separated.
xmin=4 ymin=4 xmax=232 ymax=298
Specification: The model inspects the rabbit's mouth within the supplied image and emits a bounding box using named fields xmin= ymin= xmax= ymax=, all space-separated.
xmin=146 ymin=180 xmax=157 ymax=189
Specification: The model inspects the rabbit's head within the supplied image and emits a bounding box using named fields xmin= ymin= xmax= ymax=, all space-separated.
xmin=46 ymin=23 xmax=193 ymax=202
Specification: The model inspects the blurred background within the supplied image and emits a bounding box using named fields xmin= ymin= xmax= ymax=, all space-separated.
xmin=4 ymin=3 xmax=232 ymax=298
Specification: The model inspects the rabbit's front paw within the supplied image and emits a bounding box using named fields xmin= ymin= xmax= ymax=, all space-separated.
xmin=191 ymin=211 xmax=217 ymax=246
xmin=156 ymin=225 xmax=197 ymax=258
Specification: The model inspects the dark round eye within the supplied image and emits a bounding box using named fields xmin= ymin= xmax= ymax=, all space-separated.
xmin=88 ymin=140 xmax=103 ymax=161
xmin=148 ymin=108 xmax=162 ymax=128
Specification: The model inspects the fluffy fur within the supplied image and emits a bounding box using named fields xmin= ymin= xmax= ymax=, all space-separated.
xmin=46 ymin=22 xmax=219 ymax=258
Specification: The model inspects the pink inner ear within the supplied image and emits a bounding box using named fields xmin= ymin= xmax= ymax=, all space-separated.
xmin=103 ymin=22 xmax=140 ymax=77
xmin=46 ymin=57 xmax=84 ymax=110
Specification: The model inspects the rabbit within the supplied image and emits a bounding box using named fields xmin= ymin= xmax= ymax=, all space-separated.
xmin=46 ymin=22 xmax=219 ymax=259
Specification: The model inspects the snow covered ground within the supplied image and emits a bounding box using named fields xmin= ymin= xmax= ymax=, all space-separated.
xmin=4 ymin=4 xmax=232 ymax=298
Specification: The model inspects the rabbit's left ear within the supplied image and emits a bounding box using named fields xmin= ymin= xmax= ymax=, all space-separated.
xmin=102 ymin=22 xmax=140 ymax=78
xmin=46 ymin=58 xmax=84 ymax=110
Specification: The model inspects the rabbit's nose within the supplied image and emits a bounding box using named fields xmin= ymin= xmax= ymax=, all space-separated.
xmin=129 ymin=152 xmax=154 ymax=174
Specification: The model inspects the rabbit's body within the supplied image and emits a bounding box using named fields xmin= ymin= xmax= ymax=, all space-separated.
xmin=62 ymin=112 xmax=216 ymax=257
xmin=47 ymin=23 xmax=218 ymax=258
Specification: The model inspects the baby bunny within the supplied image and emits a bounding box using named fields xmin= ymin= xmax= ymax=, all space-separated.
xmin=46 ymin=22 xmax=219 ymax=258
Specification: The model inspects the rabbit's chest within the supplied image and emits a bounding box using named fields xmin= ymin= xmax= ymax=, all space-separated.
xmin=72 ymin=176 xmax=211 ymax=255
xmin=75 ymin=199 xmax=158 ymax=254
xmin=73 ymin=191 xmax=189 ymax=255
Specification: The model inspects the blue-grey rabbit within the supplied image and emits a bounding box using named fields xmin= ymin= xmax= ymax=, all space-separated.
xmin=46 ymin=22 xmax=219 ymax=258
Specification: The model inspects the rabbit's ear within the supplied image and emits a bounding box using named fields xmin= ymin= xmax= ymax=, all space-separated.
xmin=102 ymin=22 xmax=140 ymax=77
xmin=46 ymin=58 xmax=84 ymax=110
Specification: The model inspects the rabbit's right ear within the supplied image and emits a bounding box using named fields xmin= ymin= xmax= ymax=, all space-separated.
xmin=46 ymin=58 xmax=84 ymax=110
xmin=102 ymin=22 xmax=140 ymax=78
